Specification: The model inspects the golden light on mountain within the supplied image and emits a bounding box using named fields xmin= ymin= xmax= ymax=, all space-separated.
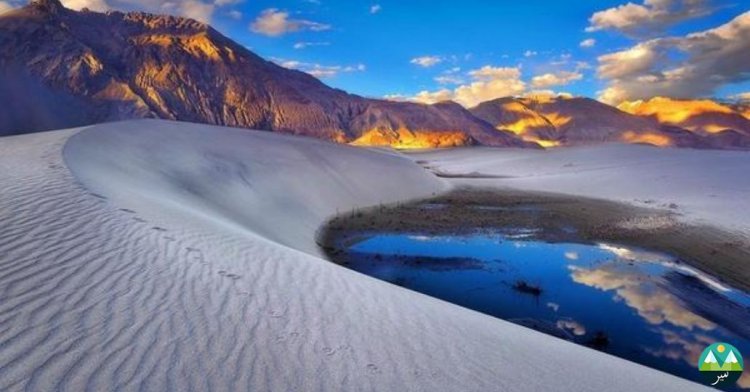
xmin=523 ymin=137 xmax=560 ymax=148
xmin=621 ymin=131 xmax=672 ymax=147
xmin=618 ymin=97 xmax=734 ymax=130
xmin=542 ymin=112 xmax=573 ymax=128
xmin=502 ymin=118 xmax=551 ymax=135
xmin=350 ymin=128 xmax=472 ymax=149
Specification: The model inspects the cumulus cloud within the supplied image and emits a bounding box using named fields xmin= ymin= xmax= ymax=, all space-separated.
xmin=62 ymin=0 xmax=109 ymax=12
xmin=731 ymin=92 xmax=750 ymax=101
xmin=250 ymin=8 xmax=330 ymax=37
xmin=531 ymin=71 xmax=583 ymax=88
xmin=277 ymin=59 xmax=365 ymax=79
xmin=410 ymin=66 xmax=526 ymax=107
xmin=411 ymin=89 xmax=454 ymax=104
xmin=580 ymin=38 xmax=596 ymax=48
xmin=597 ymin=11 xmax=750 ymax=104
xmin=410 ymin=56 xmax=442 ymax=68
xmin=177 ymin=0 xmax=214 ymax=23
xmin=0 ymin=1 xmax=14 ymax=14
xmin=586 ymin=0 xmax=713 ymax=36
xmin=370 ymin=4 xmax=381 ymax=14
xmin=523 ymin=50 xmax=537 ymax=57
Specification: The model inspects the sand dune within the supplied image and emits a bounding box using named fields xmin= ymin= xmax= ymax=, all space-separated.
xmin=411 ymin=145 xmax=750 ymax=235
xmin=0 ymin=120 xmax=709 ymax=391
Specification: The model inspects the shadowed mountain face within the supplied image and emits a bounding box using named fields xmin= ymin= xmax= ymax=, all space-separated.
xmin=0 ymin=0 xmax=527 ymax=148
xmin=2 ymin=1 xmax=749 ymax=150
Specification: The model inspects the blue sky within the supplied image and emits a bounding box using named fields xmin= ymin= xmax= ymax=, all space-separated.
xmin=36 ymin=0 xmax=750 ymax=105
xmin=197 ymin=0 xmax=749 ymax=105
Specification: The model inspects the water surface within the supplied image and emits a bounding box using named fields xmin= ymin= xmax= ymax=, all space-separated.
xmin=335 ymin=229 xmax=750 ymax=390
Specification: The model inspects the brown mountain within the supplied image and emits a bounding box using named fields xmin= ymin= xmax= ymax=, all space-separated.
xmin=618 ymin=97 xmax=750 ymax=135
xmin=0 ymin=0 xmax=528 ymax=148
xmin=468 ymin=97 xmax=558 ymax=147
xmin=618 ymin=97 xmax=750 ymax=149
xmin=470 ymin=95 xmax=704 ymax=148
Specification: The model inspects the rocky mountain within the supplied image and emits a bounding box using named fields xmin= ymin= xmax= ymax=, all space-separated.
xmin=468 ymin=97 xmax=558 ymax=146
xmin=618 ymin=97 xmax=750 ymax=135
xmin=0 ymin=0 xmax=527 ymax=148
xmin=470 ymin=95 xmax=701 ymax=147
xmin=2 ymin=0 xmax=749 ymax=150
xmin=471 ymin=95 xmax=750 ymax=149
xmin=618 ymin=97 xmax=750 ymax=149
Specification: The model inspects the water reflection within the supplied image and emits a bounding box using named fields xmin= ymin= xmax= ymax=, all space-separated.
xmin=569 ymin=263 xmax=716 ymax=330
xmin=334 ymin=231 xmax=750 ymax=390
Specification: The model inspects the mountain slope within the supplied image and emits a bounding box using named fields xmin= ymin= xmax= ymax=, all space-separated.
xmin=469 ymin=97 xmax=558 ymax=146
xmin=470 ymin=95 xmax=703 ymax=147
xmin=618 ymin=97 xmax=750 ymax=136
xmin=0 ymin=0 xmax=526 ymax=147
xmin=618 ymin=97 xmax=750 ymax=149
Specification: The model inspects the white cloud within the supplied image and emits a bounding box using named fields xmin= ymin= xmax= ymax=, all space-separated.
xmin=411 ymin=89 xmax=454 ymax=104
xmin=524 ymin=50 xmax=537 ymax=57
xmin=250 ymin=8 xmax=330 ymax=37
xmin=411 ymin=66 xmax=526 ymax=107
xmin=597 ymin=11 xmax=750 ymax=104
xmin=227 ymin=9 xmax=242 ymax=20
xmin=597 ymin=42 xmax=659 ymax=79
xmin=214 ymin=0 xmax=241 ymax=6
xmin=410 ymin=56 xmax=442 ymax=68
xmin=178 ymin=0 xmax=213 ymax=23
xmin=0 ymin=1 xmax=14 ymax=14
xmin=587 ymin=0 xmax=712 ymax=36
xmin=731 ymin=92 xmax=750 ymax=101
xmin=293 ymin=41 xmax=330 ymax=49
xmin=383 ymin=93 xmax=408 ymax=101
xmin=370 ymin=4 xmax=381 ymax=14
xmin=579 ymin=38 xmax=596 ymax=48
xmin=434 ymin=75 xmax=464 ymax=85
xmin=61 ymin=0 xmax=110 ymax=12
xmin=60 ymin=0 xmax=224 ymax=22
xmin=277 ymin=59 xmax=365 ymax=79
xmin=531 ymin=71 xmax=583 ymax=88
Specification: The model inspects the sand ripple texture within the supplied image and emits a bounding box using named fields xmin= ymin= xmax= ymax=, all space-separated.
xmin=0 ymin=120 xmax=709 ymax=391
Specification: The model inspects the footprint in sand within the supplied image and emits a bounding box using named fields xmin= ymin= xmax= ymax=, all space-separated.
xmin=276 ymin=331 xmax=301 ymax=344
xmin=218 ymin=270 xmax=241 ymax=280
xmin=186 ymin=248 xmax=206 ymax=264
xmin=366 ymin=364 xmax=381 ymax=375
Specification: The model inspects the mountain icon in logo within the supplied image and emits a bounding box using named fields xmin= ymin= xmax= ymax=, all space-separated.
xmin=698 ymin=343 xmax=743 ymax=387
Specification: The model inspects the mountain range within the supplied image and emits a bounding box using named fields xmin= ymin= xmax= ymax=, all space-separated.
xmin=1 ymin=0 xmax=750 ymax=150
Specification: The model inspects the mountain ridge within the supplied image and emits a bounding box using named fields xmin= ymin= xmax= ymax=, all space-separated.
xmin=2 ymin=1 xmax=750 ymax=150
xmin=0 ymin=0 xmax=528 ymax=147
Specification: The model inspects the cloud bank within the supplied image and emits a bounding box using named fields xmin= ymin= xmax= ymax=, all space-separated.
xmin=597 ymin=11 xmax=750 ymax=104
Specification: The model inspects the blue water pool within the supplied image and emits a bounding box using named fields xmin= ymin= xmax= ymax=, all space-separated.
xmin=335 ymin=230 xmax=750 ymax=390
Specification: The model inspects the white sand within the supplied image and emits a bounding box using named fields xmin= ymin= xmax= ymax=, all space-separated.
xmin=411 ymin=145 xmax=750 ymax=235
xmin=0 ymin=120 xmax=711 ymax=391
